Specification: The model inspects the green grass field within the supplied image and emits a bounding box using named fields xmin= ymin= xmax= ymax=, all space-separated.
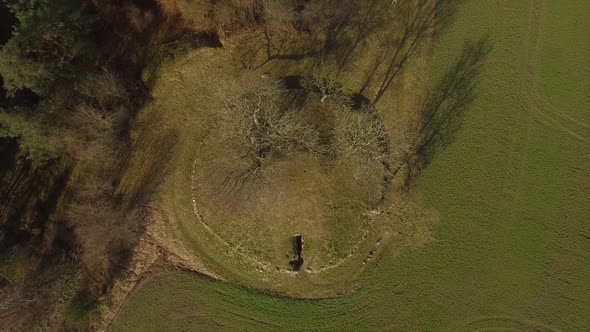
xmin=112 ymin=0 xmax=590 ymax=330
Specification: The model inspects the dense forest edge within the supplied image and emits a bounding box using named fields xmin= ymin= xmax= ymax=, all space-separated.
xmin=0 ymin=0 xmax=253 ymax=329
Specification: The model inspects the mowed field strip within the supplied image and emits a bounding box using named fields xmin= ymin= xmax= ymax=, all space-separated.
xmin=112 ymin=1 xmax=590 ymax=331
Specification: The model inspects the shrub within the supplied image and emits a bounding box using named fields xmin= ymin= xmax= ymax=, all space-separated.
xmin=0 ymin=108 xmax=56 ymax=161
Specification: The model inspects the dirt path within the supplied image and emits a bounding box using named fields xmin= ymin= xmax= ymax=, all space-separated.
xmin=520 ymin=0 xmax=590 ymax=144
xmin=97 ymin=207 xmax=220 ymax=331
xmin=510 ymin=0 xmax=542 ymax=219
xmin=521 ymin=0 xmax=590 ymax=328
xmin=463 ymin=316 xmax=560 ymax=332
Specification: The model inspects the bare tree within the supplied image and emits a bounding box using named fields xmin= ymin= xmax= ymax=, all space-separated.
xmin=365 ymin=0 xmax=451 ymax=104
xmin=333 ymin=105 xmax=388 ymax=181
xmin=217 ymin=74 xmax=325 ymax=194
xmin=302 ymin=60 xmax=352 ymax=104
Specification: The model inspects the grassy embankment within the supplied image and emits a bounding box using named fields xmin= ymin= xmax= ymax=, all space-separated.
xmin=115 ymin=1 xmax=430 ymax=298
xmin=113 ymin=1 xmax=589 ymax=330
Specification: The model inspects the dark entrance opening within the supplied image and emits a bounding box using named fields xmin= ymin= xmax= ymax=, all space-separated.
xmin=289 ymin=234 xmax=304 ymax=271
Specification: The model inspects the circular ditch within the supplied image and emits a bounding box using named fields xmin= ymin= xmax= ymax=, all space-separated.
xmin=189 ymin=78 xmax=391 ymax=274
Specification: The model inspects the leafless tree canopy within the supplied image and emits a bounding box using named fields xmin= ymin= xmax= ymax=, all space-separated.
xmin=214 ymin=73 xmax=390 ymax=195
xmin=334 ymin=105 xmax=389 ymax=182
xmin=302 ymin=60 xmax=352 ymax=104
xmin=216 ymin=74 xmax=327 ymax=193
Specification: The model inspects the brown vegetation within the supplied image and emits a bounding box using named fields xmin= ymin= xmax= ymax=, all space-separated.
xmin=217 ymin=74 xmax=326 ymax=194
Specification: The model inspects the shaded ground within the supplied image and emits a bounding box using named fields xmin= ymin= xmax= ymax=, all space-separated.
xmin=0 ymin=2 xmax=15 ymax=45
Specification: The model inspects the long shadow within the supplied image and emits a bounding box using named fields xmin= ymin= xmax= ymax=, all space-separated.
xmin=371 ymin=0 xmax=445 ymax=104
xmin=241 ymin=26 xmax=325 ymax=70
xmin=360 ymin=0 xmax=461 ymax=104
xmin=0 ymin=155 xmax=71 ymax=250
xmin=114 ymin=112 xmax=178 ymax=211
xmin=247 ymin=0 xmax=438 ymax=78
xmin=248 ymin=1 xmax=387 ymax=71
xmin=96 ymin=0 xmax=223 ymax=86
xmin=332 ymin=0 xmax=385 ymax=71
xmin=407 ymin=38 xmax=492 ymax=182
xmin=120 ymin=130 xmax=177 ymax=210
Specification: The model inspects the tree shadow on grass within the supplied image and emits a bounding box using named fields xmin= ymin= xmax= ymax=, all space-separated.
xmin=359 ymin=0 xmax=463 ymax=104
xmin=0 ymin=151 xmax=71 ymax=250
xmin=402 ymin=38 xmax=492 ymax=188
xmin=417 ymin=38 xmax=492 ymax=163
xmin=236 ymin=1 xmax=388 ymax=71
xmin=114 ymin=112 xmax=178 ymax=211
